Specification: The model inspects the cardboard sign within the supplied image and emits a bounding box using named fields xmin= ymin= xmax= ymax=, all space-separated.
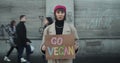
xmin=44 ymin=34 xmax=75 ymax=60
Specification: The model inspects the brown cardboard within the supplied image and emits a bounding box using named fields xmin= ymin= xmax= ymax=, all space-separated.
xmin=44 ymin=34 xmax=75 ymax=60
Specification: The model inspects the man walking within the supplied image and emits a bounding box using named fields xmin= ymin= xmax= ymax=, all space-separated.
xmin=16 ymin=15 xmax=31 ymax=63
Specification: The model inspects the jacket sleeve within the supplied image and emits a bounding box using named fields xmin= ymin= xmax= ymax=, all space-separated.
xmin=40 ymin=26 xmax=49 ymax=54
xmin=69 ymin=24 xmax=79 ymax=40
xmin=69 ymin=24 xmax=79 ymax=53
xmin=9 ymin=27 xmax=15 ymax=35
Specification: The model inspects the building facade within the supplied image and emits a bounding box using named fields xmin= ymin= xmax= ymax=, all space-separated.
xmin=0 ymin=0 xmax=120 ymax=57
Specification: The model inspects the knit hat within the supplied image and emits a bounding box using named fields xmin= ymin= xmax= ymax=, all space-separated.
xmin=54 ymin=5 xmax=66 ymax=13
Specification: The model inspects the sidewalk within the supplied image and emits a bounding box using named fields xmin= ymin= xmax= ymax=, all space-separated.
xmin=0 ymin=40 xmax=120 ymax=63
xmin=0 ymin=40 xmax=43 ymax=63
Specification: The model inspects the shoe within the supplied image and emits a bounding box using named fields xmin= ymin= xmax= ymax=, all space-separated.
xmin=26 ymin=61 xmax=31 ymax=63
xmin=4 ymin=56 xmax=11 ymax=62
xmin=21 ymin=58 xmax=27 ymax=63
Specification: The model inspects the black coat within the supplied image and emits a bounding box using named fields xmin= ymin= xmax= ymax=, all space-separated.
xmin=16 ymin=22 xmax=30 ymax=46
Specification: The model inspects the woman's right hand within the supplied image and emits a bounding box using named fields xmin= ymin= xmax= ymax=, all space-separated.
xmin=42 ymin=45 xmax=46 ymax=51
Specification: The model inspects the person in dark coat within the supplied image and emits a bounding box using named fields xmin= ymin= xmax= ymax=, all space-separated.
xmin=16 ymin=15 xmax=31 ymax=63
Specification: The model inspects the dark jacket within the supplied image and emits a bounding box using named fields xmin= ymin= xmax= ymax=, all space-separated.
xmin=16 ymin=22 xmax=30 ymax=46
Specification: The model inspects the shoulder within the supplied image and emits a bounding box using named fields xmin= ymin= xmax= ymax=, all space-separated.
xmin=49 ymin=22 xmax=55 ymax=26
xmin=16 ymin=23 xmax=19 ymax=28
xmin=16 ymin=23 xmax=22 ymax=29
xmin=46 ymin=23 xmax=54 ymax=28
xmin=17 ymin=22 xmax=20 ymax=26
xmin=44 ymin=23 xmax=55 ymax=32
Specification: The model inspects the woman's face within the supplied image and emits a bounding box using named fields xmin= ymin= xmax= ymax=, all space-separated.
xmin=55 ymin=10 xmax=65 ymax=21
xmin=43 ymin=19 xmax=49 ymax=25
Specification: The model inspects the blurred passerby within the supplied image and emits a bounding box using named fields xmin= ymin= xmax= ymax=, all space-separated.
xmin=41 ymin=17 xmax=53 ymax=63
xmin=4 ymin=20 xmax=17 ymax=62
xmin=16 ymin=15 xmax=31 ymax=63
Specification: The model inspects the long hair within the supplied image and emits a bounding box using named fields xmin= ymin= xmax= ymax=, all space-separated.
xmin=10 ymin=20 xmax=16 ymax=31
xmin=46 ymin=17 xmax=53 ymax=25
xmin=44 ymin=17 xmax=53 ymax=29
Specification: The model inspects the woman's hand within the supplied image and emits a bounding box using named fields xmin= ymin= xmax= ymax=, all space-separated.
xmin=74 ymin=42 xmax=79 ymax=53
xmin=42 ymin=45 xmax=46 ymax=51
xmin=26 ymin=42 xmax=30 ymax=45
xmin=74 ymin=42 xmax=79 ymax=50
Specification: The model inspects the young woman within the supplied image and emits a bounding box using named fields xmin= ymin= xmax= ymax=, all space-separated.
xmin=4 ymin=20 xmax=17 ymax=61
xmin=41 ymin=5 xmax=79 ymax=63
xmin=43 ymin=17 xmax=53 ymax=29
xmin=41 ymin=17 xmax=53 ymax=63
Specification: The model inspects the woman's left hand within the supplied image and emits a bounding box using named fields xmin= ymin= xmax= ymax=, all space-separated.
xmin=74 ymin=42 xmax=79 ymax=50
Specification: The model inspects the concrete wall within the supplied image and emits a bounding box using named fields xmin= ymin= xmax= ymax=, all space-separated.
xmin=74 ymin=0 xmax=120 ymax=56
xmin=0 ymin=0 xmax=120 ymax=57
xmin=1 ymin=0 xmax=120 ymax=39
xmin=0 ymin=0 xmax=46 ymax=38
xmin=78 ymin=39 xmax=120 ymax=57
xmin=74 ymin=0 xmax=120 ymax=38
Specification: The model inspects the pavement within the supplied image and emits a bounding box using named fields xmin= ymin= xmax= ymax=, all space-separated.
xmin=0 ymin=40 xmax=120 ymax=63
